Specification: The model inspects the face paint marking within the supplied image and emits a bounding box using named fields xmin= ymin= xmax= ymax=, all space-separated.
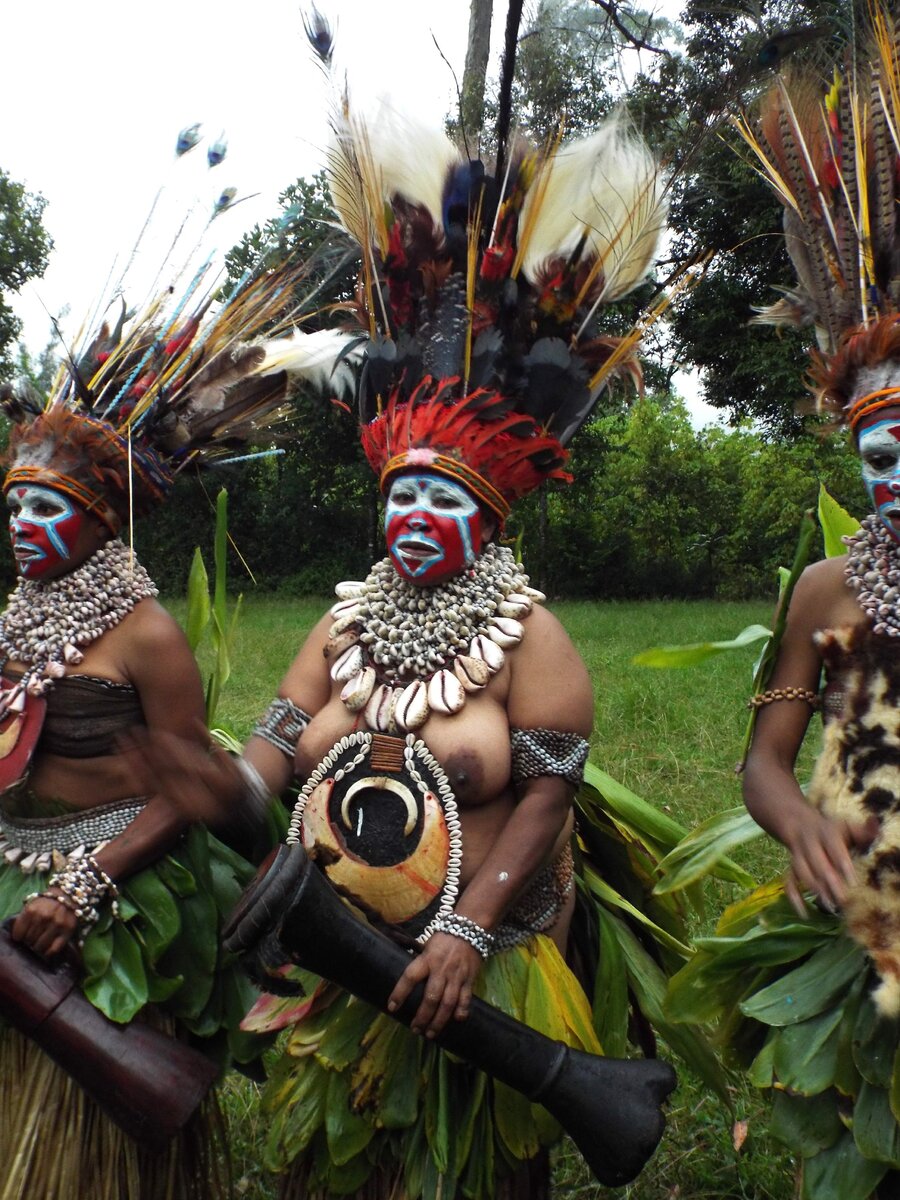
xmin=6 ymin=485 xmax=85 ymax=579
xmin=384 ymin=474 xmax=481 ymax=585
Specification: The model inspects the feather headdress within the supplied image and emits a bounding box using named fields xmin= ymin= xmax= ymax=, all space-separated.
xmin=735 ymin=5 xmax=900 ymax=430
xmin=0 ymin=259 xmax=335 ymax=532
xmin=295 ymin=41 xmax=668 ymax=521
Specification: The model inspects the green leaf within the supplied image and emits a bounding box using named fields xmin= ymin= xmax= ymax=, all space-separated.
xmin=632 ymin=623 xmax=772 ymax=669
xmin=121 ymin=868 xmax=181 ymax=963
xmin=771 ymin=1089 xmax=843 ymax=1158
xmin=740 ymin=936 xmax=866 ymax=1027
xmin=653 ymin=807 xmax=760 ymax=894
xmin=583 ymin=865 xmax=691 ymax=957
xmin=693 ymin=923 xmax=836 ymax=974
xmin=593 ymin=906 xmax=629 ymax=1057
xmin=801 ymin=1129 xmax=887 ymax=1200
xmin=818 ymin=484 xmax=861 ymax=558
xmin=184 ymin=548 xmax=211 ymax=653
xmin=853 ymin=993 xmax=898 ymax=1088
xmin=854 ymin=1079 xmax=900 ymax=1167
xmin=83 ymin=921 xmax=149 ymax=1023
xmin=614 ymin=917 xmax=733 ymax=1104
xmin=581 ymin=763 xmax=686 ymax=851
xmin=747 ymin=1033 xmax=776 ymax=1088
xmin=772 ymin=1004 xmax=845 ymax=1094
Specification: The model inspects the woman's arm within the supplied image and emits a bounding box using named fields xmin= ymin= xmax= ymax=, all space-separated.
xmin=743 ymin=561 xmax=874 ymax=912
xmin=389 ymin=607 xmax=593 ymax=1036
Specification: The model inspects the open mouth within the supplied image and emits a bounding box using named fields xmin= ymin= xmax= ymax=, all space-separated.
xmin=12 ymin=543 xmax=43 ymax=565
xmin=394 ymin=537 xmax=442 ymax=574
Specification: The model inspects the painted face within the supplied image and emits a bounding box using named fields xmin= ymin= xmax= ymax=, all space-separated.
xmin=858 ymin=418 xmax=900 ymax=541
xmin=6 ymin=484 xmax=86 ymax=579
xmin=385 ymin=473 xmax=482 ymax=585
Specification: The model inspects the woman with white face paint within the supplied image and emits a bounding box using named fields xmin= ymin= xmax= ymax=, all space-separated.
xmin=0 ymin=263 xmax=319 ymax=1199
xmin=667 ymin=21 xmax=900 ymax=1198
xmin=125 ymin=83 xmax=675 ymax=1198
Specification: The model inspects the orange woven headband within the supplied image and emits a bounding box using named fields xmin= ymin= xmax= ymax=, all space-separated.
xmin=847 ymin=388 xmax=900 ymax=432
xmin=3 ymin=466 xmax=122 ymax=533
xmin=380 ymin=453 xmax=512 ymax=522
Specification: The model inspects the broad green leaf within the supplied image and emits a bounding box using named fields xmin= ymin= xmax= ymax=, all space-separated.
xmin=184 ymin=548 xmax=211 ymax=652
xmin=324 ymin=1069 xmax=374 ymax=1166
xmin=853 ymin=1080 xmax=900 ymax=1167
xmin=593 ymin=906 xmax=629 ymax=1057
xmin=633 ymin=623 xmax=772 ymax=669
xmin=121 ymin=868 xmax=181 ymax=963
xmin=747 ymin=1033 xmax=776 ymax=1088
xmin=801 ymin=1129 xmax=887 ymax=1200
xmin=740 ymin=936 xmax=866 ymax=1026
xmin=818 ymin=484 xmax=861 ymax=558
xmin=693 ymin=923 xmax=836 ymax=974
xmin=653 ymin=807 xmax=760 ymax=894
xmin=581 ymin=763 xmax=686 ymax=850
xmin=772 ymin=1004 xmax=845 ymax=1094
xmin=853 ymin=992 xmax=897 ymax=1088
xmin=83 ymin=921 xmax=149 ymax=1023
xmin=213 ymin=487 xmax=228 ymax=625
xmin=771 ymin=1089 xmax=843 ymax=1158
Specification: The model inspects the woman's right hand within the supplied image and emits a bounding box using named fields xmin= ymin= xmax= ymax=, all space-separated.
xmin=783 ymin=809 xmax=878 ymax=915
xmin=120 ymin=724 xmax=245 ymax=825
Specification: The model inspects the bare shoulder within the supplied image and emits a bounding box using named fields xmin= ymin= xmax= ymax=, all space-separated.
xmin=785 ymin=555 xmax=857 ymax=633
xmin=122 ymin=598 xmax=190 ymax=651
xmin=279 ymin=610 xmax=335 ymax=712
xmin=507 ymin=605 xmax=593 ymax=735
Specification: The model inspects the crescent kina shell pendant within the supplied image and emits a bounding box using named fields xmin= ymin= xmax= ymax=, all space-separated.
xmin=286 ymin=731 xmax=463 ymax=942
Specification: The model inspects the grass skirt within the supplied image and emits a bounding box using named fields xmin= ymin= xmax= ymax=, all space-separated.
xmin=0 ymin=1026 xmax=228 ymax=1200
xmin=0 ymin=824 xmax=264 ymax=1199
xmin=667 ymin=880 xmax=900 ymax=1200
xmin=250 ymin=934 xmax=600 ymax=1200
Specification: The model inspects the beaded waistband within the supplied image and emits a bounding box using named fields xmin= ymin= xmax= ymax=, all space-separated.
xmin=0 ymin=796 xmax=146 ymax=873
xmin=492 ymin=843 xmax=575 ymax=953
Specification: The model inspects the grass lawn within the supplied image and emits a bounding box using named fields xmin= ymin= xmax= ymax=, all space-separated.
xmin=178 ymin=594 xmax=802 ymax=1198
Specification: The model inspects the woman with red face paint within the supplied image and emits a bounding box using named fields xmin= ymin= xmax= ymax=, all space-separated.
xmin=128 ymin=92 xmax=674 ymax=1197
xmin=0 ymin=266 xmax=322 ymax=1200
xmin=665 ymin=21 xmax=900 ymax=1198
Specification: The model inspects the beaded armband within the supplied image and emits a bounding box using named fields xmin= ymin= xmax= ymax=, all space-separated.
xmin=748 ymin=687 xmax=821 ymax=711
xmin=510 ymin=727 xmax=590 ymax=788
xmin=252 ymin=697 xmax=312 ymax=759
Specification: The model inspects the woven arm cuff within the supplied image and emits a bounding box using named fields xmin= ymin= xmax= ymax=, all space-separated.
xmin=252 ymin=697 xmax=312 ymax=759
xmin=510 ymin=727 xmax=589 ymax=788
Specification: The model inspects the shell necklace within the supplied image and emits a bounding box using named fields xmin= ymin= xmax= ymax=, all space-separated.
xmin=0 ymin=539 xmax=158 ymax=706
xmin=845 ymin=514 xmax=900 ymax=637
xmin=328 ymin=543 xmax=544 ymax=732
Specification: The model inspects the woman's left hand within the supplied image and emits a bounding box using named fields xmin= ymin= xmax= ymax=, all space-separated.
xmin=11 ymin=891 xmax=78 ymax=959
xmin=387 ymin=933 xmax=482 ymax=1038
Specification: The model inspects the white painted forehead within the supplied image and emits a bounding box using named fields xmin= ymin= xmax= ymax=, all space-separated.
xmin=858 ymin=419 xmax=900 ymax=444
xmin=388 ymin=473 xmax=476 ymax=502
xmin=5 ymin=483 xmax=70 ymax=506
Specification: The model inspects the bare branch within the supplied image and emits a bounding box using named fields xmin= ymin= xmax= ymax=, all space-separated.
xmin=584 ymin=0 xmax=669 ymax=55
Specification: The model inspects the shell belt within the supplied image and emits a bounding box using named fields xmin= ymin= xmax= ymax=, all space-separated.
xmin=0 ymin=796 xmax=146 ymax=872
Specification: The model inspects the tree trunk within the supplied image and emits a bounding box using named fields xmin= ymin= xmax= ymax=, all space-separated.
xmin=461 ymin=0 xmax=494 ymax=144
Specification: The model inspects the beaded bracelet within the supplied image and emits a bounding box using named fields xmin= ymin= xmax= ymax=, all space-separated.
xmin=430 ymin=912 xmax=495 ymax=959
xmin=28 ymin=854 xmax=120 ymax=946
xmin=747 ymin=687 xmax=821 ymax=710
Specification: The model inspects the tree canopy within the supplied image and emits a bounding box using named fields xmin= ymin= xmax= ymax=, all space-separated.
xmin=0 ymin=171 xmax=52 ymax=379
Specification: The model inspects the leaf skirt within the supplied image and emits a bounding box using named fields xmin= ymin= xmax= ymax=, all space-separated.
xmin=257 ymin=934 xmax=601 ymax=1200
xmin=666 ymin=880 xmax=900 ymax=1200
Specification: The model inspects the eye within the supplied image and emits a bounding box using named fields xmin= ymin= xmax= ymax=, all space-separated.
xmin=432 ymin=490 xmax=463 ymax=510
xmin=392 ymin=487 xmax=416 ymax=505
xmin=864 ymin=453 xmax=898 ymax=472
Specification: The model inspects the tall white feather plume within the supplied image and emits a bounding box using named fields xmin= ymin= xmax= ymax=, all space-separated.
xmin=255 ymin=329 xmax=364 ymax=400
xmin=519 ymin=113 xmax=667 ymax=300
xmin=328 ymin=99 xmax=460 ymax=235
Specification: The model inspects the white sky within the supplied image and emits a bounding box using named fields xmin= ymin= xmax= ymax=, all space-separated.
xmin=1 ymin=0 xmax=718 ymax=425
